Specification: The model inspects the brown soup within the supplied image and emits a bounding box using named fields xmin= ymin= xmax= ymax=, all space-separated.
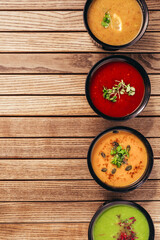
xmin=87 ymin=0 xmax=143 ymax=46
xmin=91 ymin=130 xmax=148 ymax=188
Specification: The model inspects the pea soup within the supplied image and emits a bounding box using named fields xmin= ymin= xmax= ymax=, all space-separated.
xmin=93 ymin=204 xmax=150 ymax=240
xmin=87 ymin=0 xmax=143 ymax=46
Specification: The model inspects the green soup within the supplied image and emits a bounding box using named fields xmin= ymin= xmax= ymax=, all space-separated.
xmin=93 ymin=204 xmax=150 ymax=240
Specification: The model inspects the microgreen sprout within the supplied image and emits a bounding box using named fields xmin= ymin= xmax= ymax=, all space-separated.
xmin=103 ymin=80 xmax=136 ymax=103
xmin=110 ymin=142 xmax=131 ymax=168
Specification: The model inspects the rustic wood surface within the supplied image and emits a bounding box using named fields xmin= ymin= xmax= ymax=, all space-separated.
xmin=0 ymin=0 xmax=159 ymax=239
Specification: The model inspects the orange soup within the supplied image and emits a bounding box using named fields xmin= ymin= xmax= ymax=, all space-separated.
xmin=87 ymin=0 xmax=143 ymax=46
xmin=91 ymin=130 xmax=148 ymax=187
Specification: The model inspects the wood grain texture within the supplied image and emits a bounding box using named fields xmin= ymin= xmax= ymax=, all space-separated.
xmin=0 ymin=117 xmax=158 ymax=137
xmin=0 ymin=201 xmax=158 ymax=222
xmin=0 ymin=158 xmax=158 ymax=180
xmin=0 ymin=180 xmax=158 ymax=201
xmin=0 ymin=0 xmax=158 ymax=10
xmin=0 ymin=137 xmax=157 ymax=158
xmin=0 ymin=54 xmax=158 ymax=74
xmin=0 ymin=11 xmax=158 ymax=31
xmin=0 ymin=223 xmax=158 ymax=240
xmin=0 ymin=32 xmax=159 ymax=52
xmin=0 ymin=96 xmax=157 ymax=116
xmin=0 ymin=74 xmax=158 ymax=95
xmin=0 ymin=223 xmax=88 ymax=240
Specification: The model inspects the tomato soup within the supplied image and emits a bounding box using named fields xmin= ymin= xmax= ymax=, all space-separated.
xmin=87 ymin=0 xmax=143 ymax=46
xmin=89 ymin=61 xmax=145 ymax=118
xmin=91 ymin=130 xmax=148 ymax=188
xmin=93 ymin=204 xmax=150 ymax=240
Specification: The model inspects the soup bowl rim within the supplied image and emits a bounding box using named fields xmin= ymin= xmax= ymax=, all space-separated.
xmin=88 ymin=200 xmax=155 ymax=240
xmin=85 ymin=55 xmax=151 ymax=121
xmin=83 ymin=0 xmax=149 ymax=50
xmin=87 ymin=126 xmax=154 ymax=192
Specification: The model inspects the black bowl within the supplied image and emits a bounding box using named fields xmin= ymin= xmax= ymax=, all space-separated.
xmin=88 ymin=200 xmax=155 ymax=240
xmin=87 ymin=126 xmax=154 ymax=192
xmin=85 ymin=55 xmax=151 ymax=121
xmin=83 ymin=0 xmax=149 ymax=51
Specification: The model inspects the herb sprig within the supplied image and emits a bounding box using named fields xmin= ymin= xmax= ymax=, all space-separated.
xmin=110 ymin=142 xmax=131 ymax=168
xmin=101 ymin=11 xmax=111 ymax=28
xmin=103 ymin=80 xmax=136 ymax=103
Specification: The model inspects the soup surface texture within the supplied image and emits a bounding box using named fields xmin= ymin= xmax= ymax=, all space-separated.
xmin=93 ymin=204 xmax=150 ymax=240
xmin=89 ymin=61 xmax=145 ymax=118
xmin=87 ymin=0 xmax=143 ymax=46
xmin=91 ymin=130 xmax=148 ymax=187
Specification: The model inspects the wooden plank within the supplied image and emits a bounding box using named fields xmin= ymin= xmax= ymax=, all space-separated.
xmin=0 ymin=96 xmax=157 ymax=116
xmin=0 ymin=0 xmax=158 ymax=10
xmin=0 ymin=158 xmax=158 ymax=180
xmin=0 ymin=223 xmax=159 ymax=240
xmin=149 ymin=11 xmax=160 ymax=31
xmin=0 ymin=117 xmax=158 ymax=137
xmin=0 ymin=180 xmax=158 ymax=201
xmin=0 ymin=11 xmax=85 ymax=32
xmin=0 ymin=74 xmax=158 ymax=95
xmin=0 ymin=54 xmax=158 ymax=74
xmin=0 ymin=137 xmax=158 ymax=159
xmin=0 ymin=75 xmax=85 ymax=95
xmin=0 ymin=11 xmax=158 ymax=31
xmin=0 ymin=223 xmax=88 ymax=240
xmin=0 ymin=32 xmax=159 ymax=52
xmin=0 ymin=201 xmax=158 ymax=222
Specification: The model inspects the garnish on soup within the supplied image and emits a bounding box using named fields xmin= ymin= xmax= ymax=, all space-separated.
xmin=101 ymin=11 xmax=111 ymax=28
xmin=115 ymin=215 xmax=137 ymax=240
xmin=110 ymin=142 xmax=131 ymax=168
xmin=111 ymin=13 xmax=122 ymax=32
xmin=103 ymin=80 xmax=135 ymax=103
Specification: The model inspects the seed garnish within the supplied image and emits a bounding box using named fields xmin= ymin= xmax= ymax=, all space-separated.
xmin=101 ymin=168 xmax=107 ymax=172
xmin=101 ymin=152 xmax=106 ymax=158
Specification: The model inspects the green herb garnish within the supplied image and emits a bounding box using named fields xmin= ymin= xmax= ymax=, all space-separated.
xmin=101 ymin=11 xmax=111 ymax=28
xmin=103 ymin=79 xmax=136 ymax=103
xmin=110 ymin=143 xmax=131 ymax=168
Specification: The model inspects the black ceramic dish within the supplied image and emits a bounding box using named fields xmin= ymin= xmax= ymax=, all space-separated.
xmin=87 ymin=126 xmax=153 ymax=192
xmin=83 ymin=0 xmax=149 ymax=51
xmin=88 ymin=200 xmax=155 ymax=240
xmin=85 ymin=55 xmax=151 ymax=121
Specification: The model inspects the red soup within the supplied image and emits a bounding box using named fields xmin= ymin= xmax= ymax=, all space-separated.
xmin=89 ymin=61 xmax=145 ymax=118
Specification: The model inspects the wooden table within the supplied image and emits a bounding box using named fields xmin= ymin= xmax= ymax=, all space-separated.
xmin=0 ymin=0 xmax=159 ymax=239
